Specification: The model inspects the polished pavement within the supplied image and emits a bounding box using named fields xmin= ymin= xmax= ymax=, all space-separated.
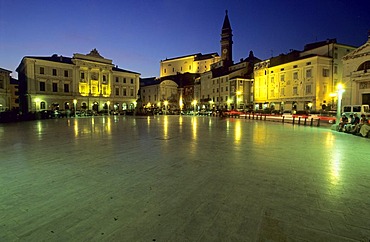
xmin=0 ymin=115 xmax=369 ymax=241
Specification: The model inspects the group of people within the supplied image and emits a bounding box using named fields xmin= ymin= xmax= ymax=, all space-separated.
xmin=338 ymin=113 xmax=370 ymax=137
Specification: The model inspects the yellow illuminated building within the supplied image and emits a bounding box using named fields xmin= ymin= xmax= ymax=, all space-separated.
xmin=16 ymin=49 xmax=140 ymax=113
xmin=254 ymin=39 xmax=356 ymax=112
xmin=160 ymin=53 xmax=220 ymax=78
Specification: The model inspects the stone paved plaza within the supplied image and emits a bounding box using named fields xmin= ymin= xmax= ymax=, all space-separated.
xmin=1 ymin=115 xmax=370 ymax=241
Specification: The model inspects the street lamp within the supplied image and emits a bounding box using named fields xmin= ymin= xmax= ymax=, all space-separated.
xmin=107 ymin=101 xmax=110 ymax=116
xmin=164 ymin=100 xmax=168 ymax=115
xmin=236 ymin=91 xmax=242 ymax=110
xmin=336 ymin=84 xmax=345 ymax=124
xmin=73 ymin=99 xmax=77 ymax=117
xmin=191 ymin=100 xmax=197 ymax=115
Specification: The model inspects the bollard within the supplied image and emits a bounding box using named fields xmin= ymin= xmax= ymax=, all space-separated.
xmin=260 ymin=115 xmax=262 ymax=120
xmin=298 ymin=117 xmax=301 ymax=125
xmin=264 ymin=115 xmax=267 ymax=121
xmin=282 ymin=116 xmax=285 ymax=123
xmin=304 ymin=118 xmax=307 ymax=126
xmin=310 ymin=118 xmax=313 ymax=126
xmin=293 ymin=117 xmax=295 ymax=125
xmin=317 ymin=118 xmax=320 ymax=127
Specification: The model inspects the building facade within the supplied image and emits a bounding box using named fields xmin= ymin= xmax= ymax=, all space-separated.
xmin=139 ymin=77 xmax=178 ymax=112
xmin=0 ymin=68 xmax=12 ymax=112
xmin=159 ymin=53 xmax=220 ymax=78
xmin=254 ymin=39 xmax=356 ymax=112
xmin=16 ymin=49 xmax=140 ymax=114
xmin=342 ymin=33 xmax=370 ymax=106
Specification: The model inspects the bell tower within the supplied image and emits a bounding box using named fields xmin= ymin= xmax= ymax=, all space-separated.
xmin=220 ymin=10 xmax=233 ymax=66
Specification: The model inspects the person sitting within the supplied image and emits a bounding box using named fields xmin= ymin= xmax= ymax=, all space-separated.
xmin=351 ymin=114 xmax=368 ymax=135
xmin=345 ymin=113 xmax=359 ymax=133
xmin=338 ymin=114 xmax=349 ymax=132
xmin=359 ymin=122 xmax=370 ymax=137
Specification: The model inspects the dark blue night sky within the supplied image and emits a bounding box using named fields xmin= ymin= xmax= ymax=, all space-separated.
xmin=1 ymin=0 xmax=369 ymax=77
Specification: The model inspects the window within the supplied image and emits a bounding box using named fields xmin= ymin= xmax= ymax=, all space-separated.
xmin=293 ymin=72 xmax=298 ymax=80
xmin=0 ymin=79 xmax=3 ymax=89
xmin=52 ymin=69 xmax=57 ymax=76
xmin=116 ymin=77 xmax=119 ymax=82
xmin=189 ymin=65 xmax=191 ymax=70
xmin=130 ymin=88 xmax=134 ymax=96
xmin=271 ymin=77 xmax=274 ymax=83
xmin=131 ymin=79 xmax=133 ymax=84
xmin=64 ymin=70 xmax=68 ymax=77
xmin=306 ymin=62 xmax=311 ymax=65
xmin=323 ymin=68 xmax=329 ymax=77
xmin=280 ymin=74 xmax=285 ymax=82
xmin=164 ymin=69 xmax=166 ymax=74
xmin=334 ymin=53 xmax=338 ymax=59
xmin=52 ymin=83 xmax=58 ymax=92
xmin=226 ymin=86 xmax=228 ymax=91
xmin=334 ymin=66 xmax=338 ymax=74
xmin=64 ymin=84 xmax=69 ymax=93
xmin=123 ymin=87 xmax=127 ymax=96
xmin=80 ymin=72 xmax=85 ymax=79
xmin=40 ymin=102 xmax=46 ymax=110
xmin=40 ymin=67 xmax=44 ymax=74
xmin=306 ymin=85 xmax=312 ymax=94
xmin=40 ymin=81 xmax=46 ymax=91
xmin=306 ymin=69 xmax=312 ymax=78
xmin=123 ymin=78 xmax=126 ymax=83
xmin=115 ymin=88 xmax=119 ymax=96
xmin=293 ymin=86 xmax=298 ymax=95
xmin=293 ymin=65 xmax=298 ymax=68
xmin=281 ymin=88 xmax=285 ymax=96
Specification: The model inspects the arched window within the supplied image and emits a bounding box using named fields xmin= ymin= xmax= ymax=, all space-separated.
xmin=40 ymin=101 xmax=46 ymax=110
xmin=357 ymin=61 xmax=370 ymax=72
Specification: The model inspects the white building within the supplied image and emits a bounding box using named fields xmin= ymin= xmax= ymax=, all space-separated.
xmin=0 ymin=68 xmax=12 ymax=112
xmin=342 ymin=33 xmax=370 ymax=106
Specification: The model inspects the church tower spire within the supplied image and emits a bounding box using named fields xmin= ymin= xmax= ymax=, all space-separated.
xmin=220 ymin=10 xmax=233 ymax=66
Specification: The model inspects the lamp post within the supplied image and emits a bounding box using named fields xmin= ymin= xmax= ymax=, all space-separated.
xmin=107 ymin=101 xmax=110 ymax=116
xmin=236 ymin=91 xmax=242 ymax=110
xmin=192 ymin=100 xmax=197 ymax=115
xmin=164 ymin=100 xmax=168 ymax=115
xmin=73 ymin=99 xmax=77 ymax=117
xmin=336 ymin=84 xmax=345 ymax=124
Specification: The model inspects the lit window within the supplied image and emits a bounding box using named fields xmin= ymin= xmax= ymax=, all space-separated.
xmin=293 ymin=86 xmax=298 ymax=95
xmin=306 ymin=85 xmax=312 ymax=94
xmin=280 ymin=74 xmax=285 ymax=82
xmin=306 ymin=69 xmax=312 ymax=78
xmin=322 ymin=68 xmax=329 ymax=77
xmin=293 ymin=72 xmax=298 ymax=80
